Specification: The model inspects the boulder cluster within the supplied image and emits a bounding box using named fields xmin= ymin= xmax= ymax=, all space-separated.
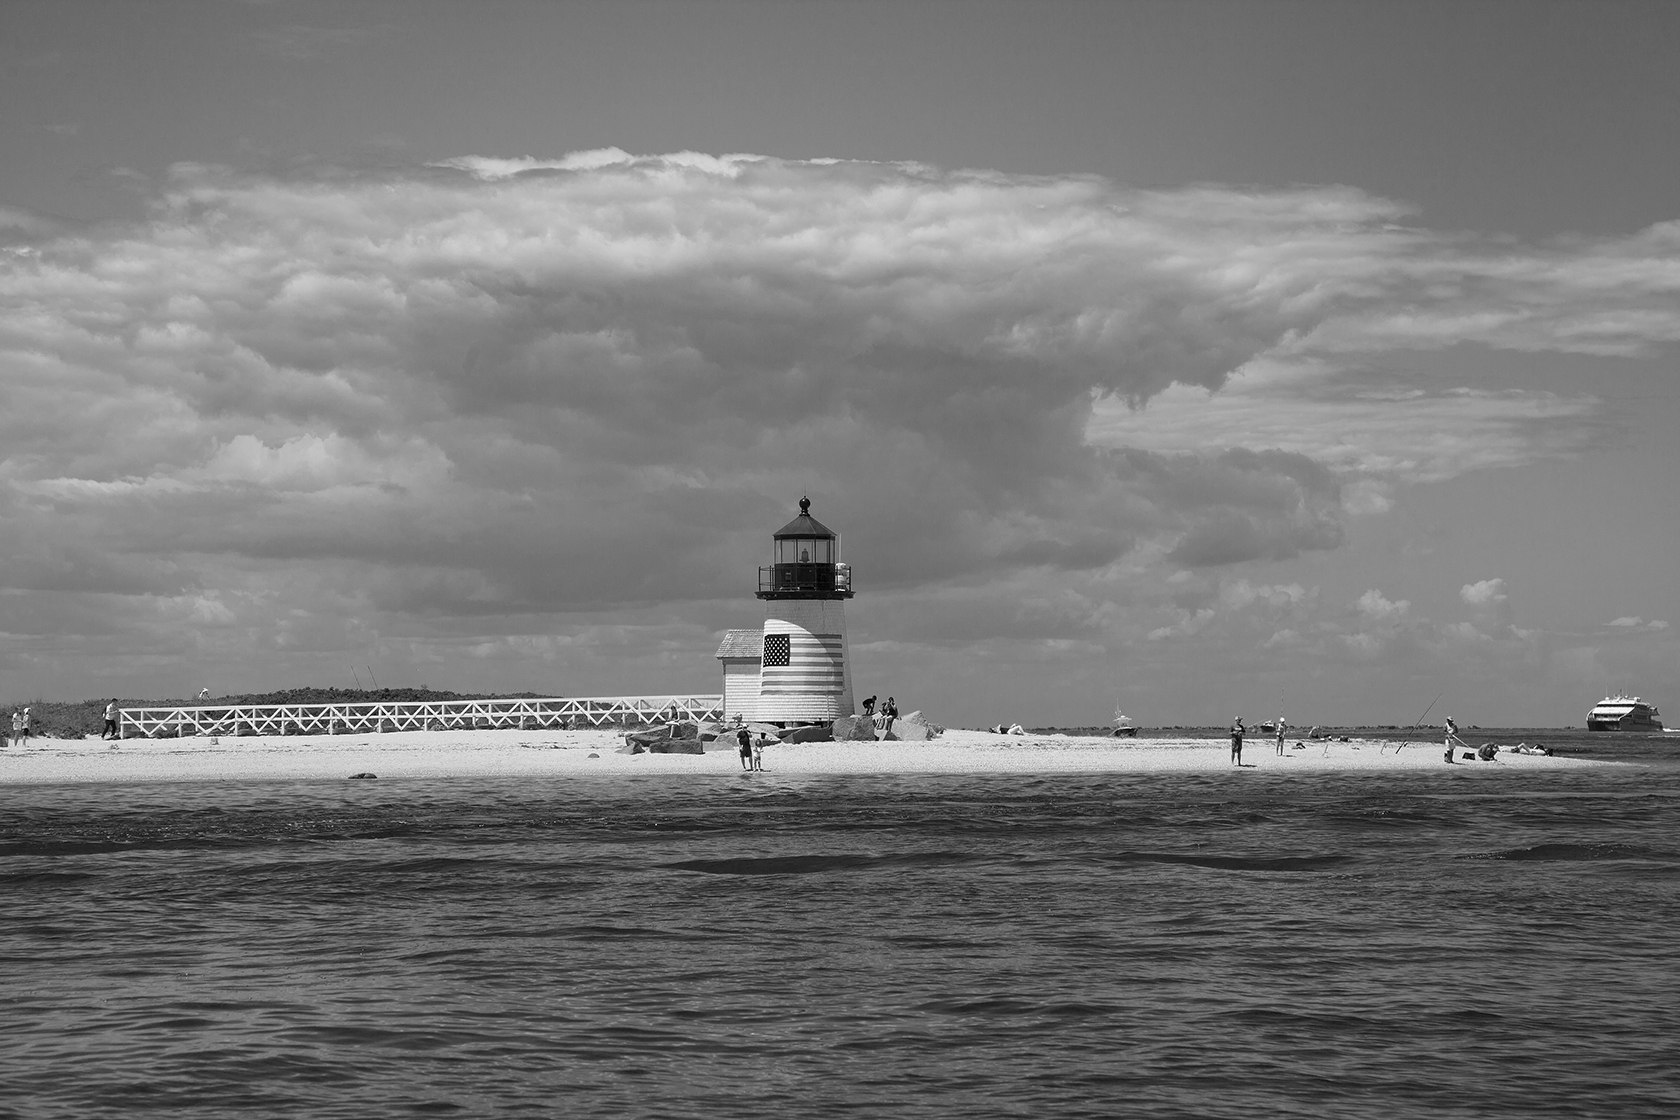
xmin=618 ymin=712 xmax=943 ymax=753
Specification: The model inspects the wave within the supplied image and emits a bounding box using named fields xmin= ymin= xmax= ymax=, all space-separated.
xmin=1466 ymin=842 xmax=1680 ymax=863
xmin=1102 ymin=851 xmax=1352 ymax=872
xmin=664 ymin=851 xmax=979 ymax=876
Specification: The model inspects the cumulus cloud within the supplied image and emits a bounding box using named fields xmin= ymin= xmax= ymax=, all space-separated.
xmin=2 ymin=149 xmax=1678 ymax=693
xmin=1460 ymin=579 xmax=1507 ymax=606
xmin=1086 ymin=356 xmax=1601 ymax=498
xmin=1606 ymin=616 xmax=1668 ymax=631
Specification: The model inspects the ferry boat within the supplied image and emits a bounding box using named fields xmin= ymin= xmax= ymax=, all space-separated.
xmin=1586 ymin=693 xmax=1666 ymax=732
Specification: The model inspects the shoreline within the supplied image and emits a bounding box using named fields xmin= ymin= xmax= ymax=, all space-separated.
xmin=0 ymin=728 xmax=1613 ymax=786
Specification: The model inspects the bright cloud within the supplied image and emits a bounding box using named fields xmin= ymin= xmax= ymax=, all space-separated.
xmin=1461 ymin=579 xmax=1508 ymax=606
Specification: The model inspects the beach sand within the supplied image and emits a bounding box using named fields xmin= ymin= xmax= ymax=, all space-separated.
xmin=0 ymin=728 xmax=1608 ymax=785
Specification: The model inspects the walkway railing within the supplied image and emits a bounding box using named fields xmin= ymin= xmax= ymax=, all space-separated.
xmin=118 ymin=695 xmax=724 ymax=739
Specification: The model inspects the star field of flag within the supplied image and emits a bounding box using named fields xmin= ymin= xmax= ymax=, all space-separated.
xmin=762 ymin=633 xmax=791 ymax=666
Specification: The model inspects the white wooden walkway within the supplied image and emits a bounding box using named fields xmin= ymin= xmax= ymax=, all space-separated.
xmin=119 ymin=695 xmax=724 ymax=738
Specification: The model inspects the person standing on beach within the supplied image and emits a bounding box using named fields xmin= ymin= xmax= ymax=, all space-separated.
xmin=883 ymin=697 xmax=898 ymax=732
xmin=750 ymin=734 xmax=765 ymax=772
xmin=1230 ymin=717 xmax=1244 ymax=765
xmin=103 ymin=700 xmax=119 ymax=740
xmin=19 ymin=707 xmax=30 ymax=746
xmin=8 ymin=710 xmax=19 ymax=747
xmin=1444 ymin=716 xmax=1458 ymax=764
xmin=736 ymin=726 xmax=754 ymax=772
xmin=1275 ymin=718 xmax=1287 ymax=756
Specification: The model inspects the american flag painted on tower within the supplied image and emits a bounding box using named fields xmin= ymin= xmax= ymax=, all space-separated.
xmin=758 ymin=622 xmax=846 ymax=701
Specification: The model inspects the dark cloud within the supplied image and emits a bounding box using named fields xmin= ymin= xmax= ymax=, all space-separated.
xmin=2 ymin=150 xmax=1675 ymax=695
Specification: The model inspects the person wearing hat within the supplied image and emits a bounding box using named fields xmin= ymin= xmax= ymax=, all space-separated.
xmin=1230 ymin=716 xmax=1245 ymax=765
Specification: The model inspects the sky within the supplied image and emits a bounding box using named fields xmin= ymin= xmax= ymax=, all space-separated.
xmin=2 ymin=0 xmax=1677 ymax=727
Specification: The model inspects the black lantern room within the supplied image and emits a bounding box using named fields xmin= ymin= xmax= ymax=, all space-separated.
xmin=757 ymin=497 xmax=853 ymax=600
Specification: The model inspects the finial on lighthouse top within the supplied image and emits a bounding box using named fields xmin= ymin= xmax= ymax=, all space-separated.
xmin=773 ymin=497 xmax=835 ymax=540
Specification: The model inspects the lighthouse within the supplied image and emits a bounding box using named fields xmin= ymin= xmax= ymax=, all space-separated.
xmin=715 ymin=497 xmax=855 ymax=724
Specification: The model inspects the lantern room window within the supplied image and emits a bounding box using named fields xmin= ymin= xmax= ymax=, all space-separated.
xmin=775 ymin=536 xmax=833 ymax=565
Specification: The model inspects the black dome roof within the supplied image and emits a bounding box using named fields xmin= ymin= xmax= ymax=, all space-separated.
xmin=772 ymin=496 xmax=836 ymax=539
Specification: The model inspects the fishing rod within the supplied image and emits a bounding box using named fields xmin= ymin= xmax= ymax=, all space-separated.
xmin=1413 ymin=689 xmax=1445 ymax=729
xmin=1386 ymin=688 xmax=1445 ymax=755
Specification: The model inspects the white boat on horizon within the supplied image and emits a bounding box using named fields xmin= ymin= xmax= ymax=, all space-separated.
xmin=1586 ymin=693 xmax=1665 ymax=732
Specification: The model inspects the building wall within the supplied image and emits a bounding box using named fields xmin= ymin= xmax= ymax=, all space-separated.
xmin=760 ymin=599 xmax=854 ymax=721
xmin=721 ymin=658 xmax=762 ymax=722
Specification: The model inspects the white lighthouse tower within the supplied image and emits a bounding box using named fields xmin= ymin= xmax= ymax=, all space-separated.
xmin=715 ymin=497 xmax=855 ymax=724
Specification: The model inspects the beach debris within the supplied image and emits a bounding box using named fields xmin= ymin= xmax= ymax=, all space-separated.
xmin=348 ymin=772 xmax=377 ymax=780
xmin=587 ymin=752 xmax=600 ymax=759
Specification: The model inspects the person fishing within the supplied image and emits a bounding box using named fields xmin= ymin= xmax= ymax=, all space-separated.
xmin=1444 ymin=716 xmax=1460 ymax=764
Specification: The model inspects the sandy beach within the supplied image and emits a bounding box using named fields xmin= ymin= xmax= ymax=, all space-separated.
xmin=0 ymin=728 xmax=1609 ymax=785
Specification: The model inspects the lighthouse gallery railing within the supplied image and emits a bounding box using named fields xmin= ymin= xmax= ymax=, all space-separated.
xmin=118 ymin=695 xmax=724 ymax=738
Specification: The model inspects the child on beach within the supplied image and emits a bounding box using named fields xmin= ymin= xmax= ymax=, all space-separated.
xmin=751 ymin=735 xmax=765 ymax=772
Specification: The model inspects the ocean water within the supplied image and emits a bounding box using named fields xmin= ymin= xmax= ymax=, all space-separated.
xmin=4 ymin=735 xmax=1679 ymax=1118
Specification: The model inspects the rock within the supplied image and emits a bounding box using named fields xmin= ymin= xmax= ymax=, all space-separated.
xmin=348 ymin=772 xmax=377 ymax=780
xmin=624 ymin=727 xmax=670 ymax=749
xmin=695 ymin=722 xmax=722 ymax=742
xmin=617 ymin=742 xmax=645 ymax=755
xmin=667 ymin=721 xmax=698 ymax=740
xmin=650 ymin=738 xmax=705 ymax=755
xmin=779 ymin=724 xmax=832 ymax=743
xmin=879 ymin=730 xmax=899 ymax=741
xmin=895 ymin=711 xmax=943 ymax=741
xmin=831 ymin=715 xmax=877 ymax=742
xmin=586 ymin=752 xmax=600 ymax=759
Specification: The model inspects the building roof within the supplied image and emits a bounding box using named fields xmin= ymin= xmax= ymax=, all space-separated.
xmin=715 ymin=628 xmax=763 ymax=660
xmin=773 ymin=496 xmax=835 ymax=540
